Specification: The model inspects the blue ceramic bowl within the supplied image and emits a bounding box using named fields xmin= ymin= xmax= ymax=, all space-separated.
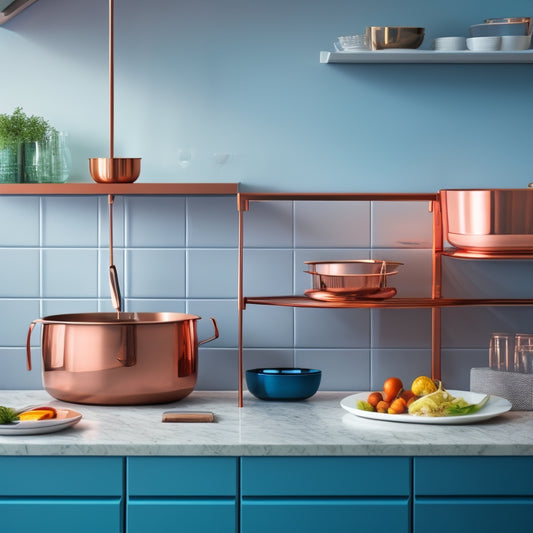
xmin=246 ymin=368 xmax=322 ymax=401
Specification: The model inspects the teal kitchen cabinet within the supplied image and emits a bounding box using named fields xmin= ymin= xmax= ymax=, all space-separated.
xmin=241 ymin=457 xmax=411 ymax=533
xmin=414 ymin=457 xmax=533 ymax=533
xmin=126 ymin=457 xmax=238 ymax=533
xmin=0 ymin=456 xmax=123 ymax=533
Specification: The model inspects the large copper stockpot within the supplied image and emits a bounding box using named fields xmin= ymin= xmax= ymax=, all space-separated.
xmin=26 ymin=312 xmax=218 ymax=405
xmin=441 ymin=188 xmax=533 ymax=252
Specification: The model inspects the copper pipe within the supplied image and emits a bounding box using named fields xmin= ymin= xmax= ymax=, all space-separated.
xmin=430 ymin=197 xmax=443 ymax=380
xmin=237 ymin=195 xmax=248 ymax=407
xmin=108 ymin=194 xmax=115 ymax=266
xmin=88 ymin=0 xmax=141 ymax=183
xmin=109 ymin=0 xmax=114 ymax=159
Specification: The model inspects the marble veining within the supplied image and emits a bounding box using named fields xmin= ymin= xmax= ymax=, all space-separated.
xmin=0 ymin=390 xmax=532 ymax=456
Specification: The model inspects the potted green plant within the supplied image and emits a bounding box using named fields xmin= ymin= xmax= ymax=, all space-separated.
xmin=0 ymin=107 xmax=70 ymax=183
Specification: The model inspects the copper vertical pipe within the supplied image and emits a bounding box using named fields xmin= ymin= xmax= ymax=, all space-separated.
xmin=430 ymin=197 xmax=444 ymax=380
xmin=237 ymin=194 xmax=246 ymax=407
xmin=88 ymin=0 xmax=141 ymax=184
xmin=108 ymin=194 xmax=115 ymax=266
xmin=109 ymin=0 xmax=114 ymax=160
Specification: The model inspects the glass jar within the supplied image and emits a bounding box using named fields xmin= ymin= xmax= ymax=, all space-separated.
xmin=24 ymin=131 xmax=71 ymax=183
xmin=0 ymin=144 xmax=23 ymax=183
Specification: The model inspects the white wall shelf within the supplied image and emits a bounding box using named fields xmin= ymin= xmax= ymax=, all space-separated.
xmin=320 ymin=50 xmax=533 ymax=64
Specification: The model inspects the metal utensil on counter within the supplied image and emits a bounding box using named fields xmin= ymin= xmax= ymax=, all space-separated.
xmin=89 ymin=0 xmax=141 ymax=183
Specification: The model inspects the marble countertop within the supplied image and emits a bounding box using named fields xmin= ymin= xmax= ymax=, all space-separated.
xmin=0 ymin=390 xmax=532 ymax=456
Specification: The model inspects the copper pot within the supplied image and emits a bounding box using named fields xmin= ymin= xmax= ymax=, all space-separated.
xmin=26 ymin=312 xmax=218 ymax=405
xmin=441 ymin=188 xmax=533 ymax=252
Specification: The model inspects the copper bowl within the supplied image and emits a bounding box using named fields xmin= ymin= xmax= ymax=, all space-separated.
xmin=89 ymin=157 xmax=141 ymax=183
xmin=304 ymin=260 xmax=402 ymax=297
xmin=367 ymin=26 xmax=425 ymax=50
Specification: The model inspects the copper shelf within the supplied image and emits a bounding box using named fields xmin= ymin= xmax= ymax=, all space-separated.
xmin=244 ymin=296 xmax=533 ymax=309
xmin=239 ymin=191 xmax=437 ymax=206
xmin=441 ymin=248 xmax=533 ymax=260
xmin=0 ymin=182 xmax=239 ymax=195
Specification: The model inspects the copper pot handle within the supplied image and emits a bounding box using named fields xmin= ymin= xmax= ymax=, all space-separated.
xmin=198 ymin=317 xmax=219 ymax=345
xmin=26 ymin=319 xmax=43 ymax=371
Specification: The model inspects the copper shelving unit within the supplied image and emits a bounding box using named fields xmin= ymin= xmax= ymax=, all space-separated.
xmin=237 ymin=192 xmax=533 ymax=407
xmin=0 ymin=182 xmax=239 ymax=195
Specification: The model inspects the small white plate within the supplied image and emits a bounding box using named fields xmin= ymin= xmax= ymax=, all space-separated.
xmin=0 ymin=408 xmax=82 ymax=435
xmin=341 ymin=390 xmax=511 ymax=425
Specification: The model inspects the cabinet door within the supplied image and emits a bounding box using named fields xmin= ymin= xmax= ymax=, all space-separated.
xmin=0 ymin=499 xmax=121 ymax=533
xmin=242 ymin=500 xmax=409 ymax=533
xmin=127 ymin=457 xmax=237 ymax=533
xmin=241 ymin=457 xmax=410 ymax=533
xmin=414 ymin=457 xmax=533 ymax=533
xmin=0 ymin=456 xmax=123 ymax=533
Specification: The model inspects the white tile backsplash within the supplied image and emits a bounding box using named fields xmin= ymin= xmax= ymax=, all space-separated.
xmin=294 ymin=201 xmax=371 ymax=247
xmin=1 ymin=195 xmax=531 ymax=392
xmin=372 ymin=201 xmax=433 ymax=248
xmin=42 ymin=196 xmax=99 ymax=247
xmin=0 ymin=196 xmax=40 ymax=246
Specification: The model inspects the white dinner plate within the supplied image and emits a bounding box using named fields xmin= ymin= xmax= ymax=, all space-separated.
xmin=0 ymin=408 xmax=82 ymax=435
xmin=341 ymin=390 xmax=511 ymax=425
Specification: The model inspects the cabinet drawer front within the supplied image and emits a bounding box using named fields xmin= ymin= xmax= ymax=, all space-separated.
xmin=242 ymin=500 xmax=409 ymax=533
xmin=0 ymin=457 xmax=123 ymax=496
xmin=0 ymin=499 xmax=121 ymax=533
xmin=415 ymin=498 xmax=533 ymax=533
xmin=241 ymin=457 xmax=410 ymax=496
xmin=414 ymin=457 xmax=533 ymax=496
xmin=127 ymin=500 xmax=236 ymax=533
xmin=128 ymin=457 xmax=237 ymax=496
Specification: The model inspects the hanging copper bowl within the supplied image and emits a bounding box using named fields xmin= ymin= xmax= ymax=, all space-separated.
xmin=89 ymin=157 xmax=141 ymax=183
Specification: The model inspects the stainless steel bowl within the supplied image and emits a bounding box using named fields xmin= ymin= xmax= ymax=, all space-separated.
xmin=367 ymin=26 xmax=425 ymax=50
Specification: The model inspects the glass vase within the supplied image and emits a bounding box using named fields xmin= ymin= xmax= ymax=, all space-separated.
xmin=0 ymin=144 xmax=23 ymax=183
xmin=24 ymin=131 xmax=72 ymax=183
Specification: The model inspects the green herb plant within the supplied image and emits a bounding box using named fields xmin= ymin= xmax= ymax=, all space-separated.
xmin=0 ymin=406 xmax=19 ymax=424
xmin=0 ymin=107 xmax=53 ymax=150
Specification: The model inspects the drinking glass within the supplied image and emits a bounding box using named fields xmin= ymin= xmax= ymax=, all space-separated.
xmin=489 ymin=333 xmax=512 ymax=371
xmin=514 ymin=333 xmax=533 ymax=374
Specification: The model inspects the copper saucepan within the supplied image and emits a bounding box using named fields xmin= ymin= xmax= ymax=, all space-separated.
xmin=26 ymin=312 xmax=219 ymax=405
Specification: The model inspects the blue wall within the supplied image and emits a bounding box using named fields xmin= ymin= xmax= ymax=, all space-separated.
xmin=1 ymin=0 xmax=532 ymax=191
xmin=1 ymin=0 xmax=533 ymax=394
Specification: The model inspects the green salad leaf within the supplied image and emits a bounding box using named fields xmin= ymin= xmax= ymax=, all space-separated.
xmin=356 ymin=400 xmax=375 ymax=412
xmin=445 ymin=395 xmax=489 ymax=416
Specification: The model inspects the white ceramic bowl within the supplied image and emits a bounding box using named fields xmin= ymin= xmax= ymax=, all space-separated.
xmin=470 ymin=22 xmax=528 ymax=37
xmin=466 ymin=36 xmax=502 ymax=51
xmin=433 ymin=36 xmax=466 ymax=51
xmin=500 ymin=34 xmax=531 ymax=51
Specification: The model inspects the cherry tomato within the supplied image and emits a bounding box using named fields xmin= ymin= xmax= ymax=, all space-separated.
xmin=383 ymin=377 xmax=403 ymax=403
xmin=367 ymin=391 xmax=383 ymax=408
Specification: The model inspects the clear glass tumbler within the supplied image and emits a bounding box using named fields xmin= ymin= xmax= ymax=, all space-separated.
xmin=489 ymin=333 xmax=512 ymax=371
xmin=514 ymin=333 xmax=533 ymax=374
